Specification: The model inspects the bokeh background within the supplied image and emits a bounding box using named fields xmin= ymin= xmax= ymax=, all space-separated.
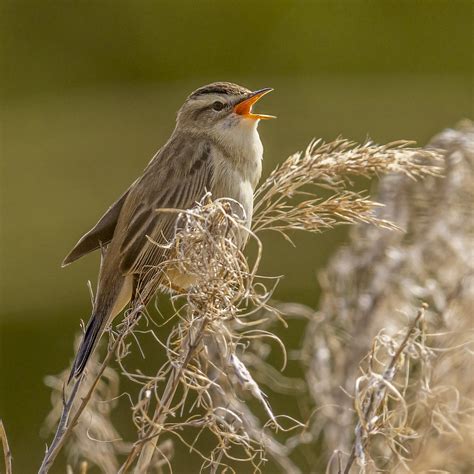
xmin=0 ymin=1 xmax=472 ymax=472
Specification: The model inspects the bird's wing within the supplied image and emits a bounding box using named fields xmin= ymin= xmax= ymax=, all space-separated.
xmin=113 ymin=139 xmax=213 ymax=299
xmin=62 ymin=184 xmax=136 ymax=267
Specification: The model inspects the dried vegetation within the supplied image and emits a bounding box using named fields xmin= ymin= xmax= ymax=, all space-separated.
xmin=302 ymin=121 xmax=474 ymax=473
xmin=25 ymin=122 xmax=473 ymax=473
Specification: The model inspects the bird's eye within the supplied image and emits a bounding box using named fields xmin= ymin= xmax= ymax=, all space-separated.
xmin=212 ymin=101 xmax=225 ymax=111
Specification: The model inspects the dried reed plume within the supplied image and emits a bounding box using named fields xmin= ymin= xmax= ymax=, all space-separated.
xmin=37 ymin=135 xmax=444 ymax=473
xmin=302 ymin=120 xmax=474 ymax=473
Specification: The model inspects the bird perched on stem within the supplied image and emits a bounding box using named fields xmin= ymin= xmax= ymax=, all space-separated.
xmin=62 ymin=82 xmax=274 ymax=381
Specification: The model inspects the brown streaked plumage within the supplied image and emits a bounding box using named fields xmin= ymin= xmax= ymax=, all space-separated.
xmin=64 ymin=82 xmax=274 ymax=380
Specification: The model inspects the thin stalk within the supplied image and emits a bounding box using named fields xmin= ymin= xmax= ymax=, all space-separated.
xmin=118 ymin=316 xmax=209 ymax=473
xmin=0 ymin=420 xmax=12 ymax=474
xmin=342 ymin=305 xmax=425 ymax=474
xmin=38 ymin=306 xmax=143 ymax=473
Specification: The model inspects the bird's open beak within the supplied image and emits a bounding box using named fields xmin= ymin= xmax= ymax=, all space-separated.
xmin=233 ymin=88 xmax=276 ymax=120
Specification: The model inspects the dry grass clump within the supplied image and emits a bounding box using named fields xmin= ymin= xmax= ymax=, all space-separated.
xmin=119 ymin=197 xmax=288 ymax=473
xmin=302 ymin=121 xmax=474 ymax=473
xmin=36 ymin=134 xmax=445 ymax=473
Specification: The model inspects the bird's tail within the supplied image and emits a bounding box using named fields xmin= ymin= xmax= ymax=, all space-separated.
xmin=68 ymin=310 xmax=107 ymax=383
xmin=67 ymin=275 xmax=133 ymax=383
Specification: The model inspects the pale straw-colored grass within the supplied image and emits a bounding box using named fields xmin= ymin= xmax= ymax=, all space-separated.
xmin=301 ymin=121 xmax=473 ymax=473
xmin=37 ymin=129 xmax=455 ymax=473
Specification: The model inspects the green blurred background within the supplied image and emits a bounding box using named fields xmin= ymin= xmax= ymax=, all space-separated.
xmin=0 ymin=1 xmax=472 ymax=472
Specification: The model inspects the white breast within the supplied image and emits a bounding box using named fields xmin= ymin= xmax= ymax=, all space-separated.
xmin=211 ymin=155 xmax=255 ymax=227
xmin=210 ymin=119 xmax=263 ymax=230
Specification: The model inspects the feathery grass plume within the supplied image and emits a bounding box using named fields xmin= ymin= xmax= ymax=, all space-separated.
xmin=301 ymin=121 xmax=474 ymax=472
xmin=253 ymin=138 xmax=441 ymax=239
xmin=41 ymin=136 xmax=442 ymax=473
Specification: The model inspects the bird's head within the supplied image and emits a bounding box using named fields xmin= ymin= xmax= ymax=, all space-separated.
xmin=176 ymin=82 xmax=275 ymax=148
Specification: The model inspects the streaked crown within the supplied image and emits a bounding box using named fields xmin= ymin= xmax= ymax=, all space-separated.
xmin=188 ymin=82 xmax=251 ymax=100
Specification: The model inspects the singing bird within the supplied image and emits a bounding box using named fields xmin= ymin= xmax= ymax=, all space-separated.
xmin=63 ymin=82 xmax=274 ymax=381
